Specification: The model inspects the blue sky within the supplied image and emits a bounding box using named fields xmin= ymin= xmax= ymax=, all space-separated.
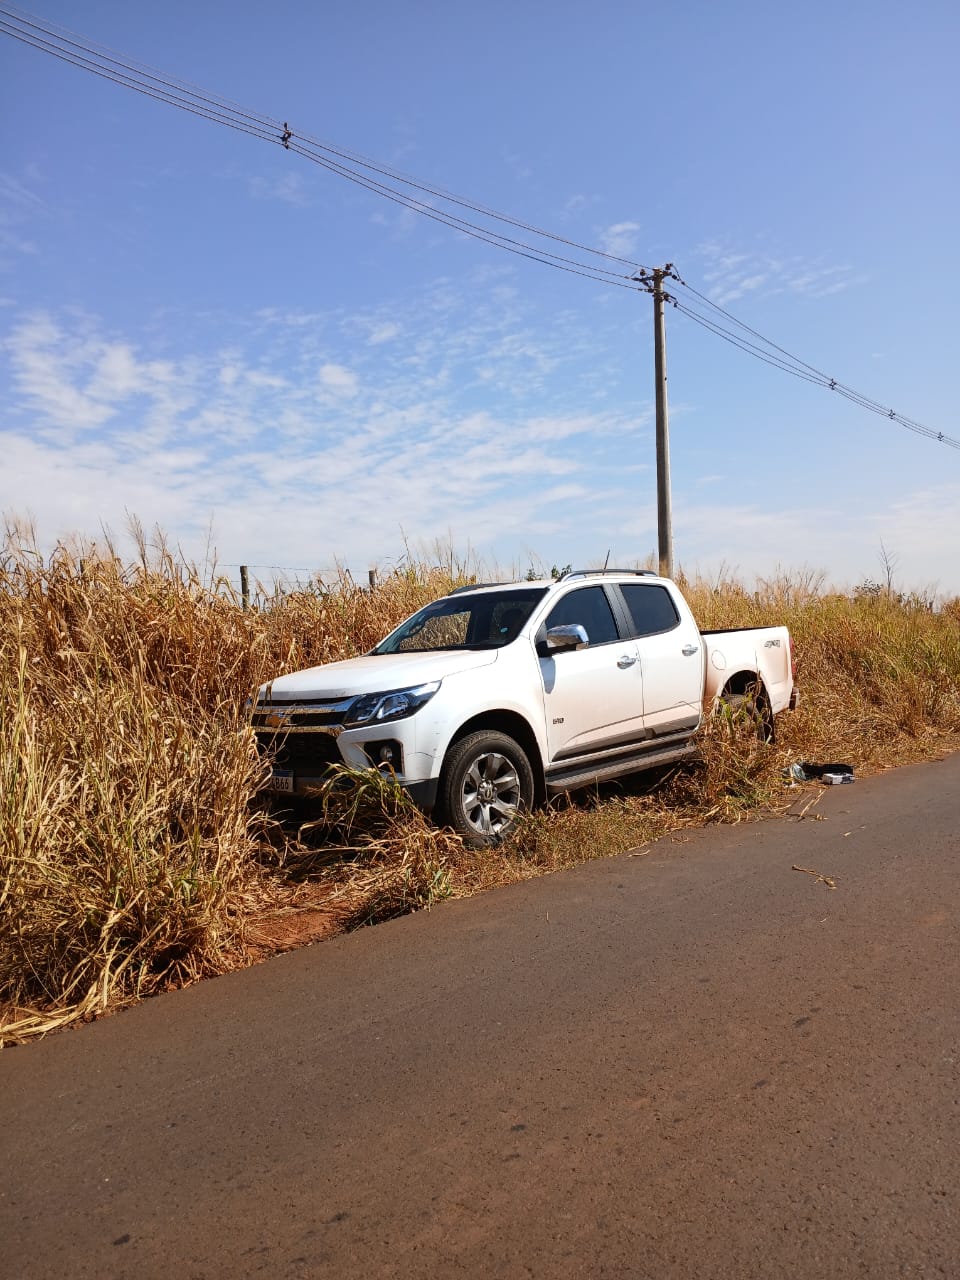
xmin=2 ymin=0 xmax=959 ymax=594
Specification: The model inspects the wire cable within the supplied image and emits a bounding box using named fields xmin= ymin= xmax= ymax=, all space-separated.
xmin=670 ymin=299 xmax=831 ymax=388
xmin=0 ymin=5 xmax=651 ymax=280
xmin=0 ymin=16 xmax=645 ymax=288
xmin=2 ymin=5 xmax=955 ymax=449
xmin=1 ymin=7 xmax=283 ymax=134
xmin=670 ymin=293 xmax=960 ymax=449
xmin=0 ymin=21 xmax=281 ymax=145
xmin=0 ymin=2 xmax=281 ymax=124
xmin=282 ymin=140 xmax=643 ymax=288
xmin=669 ymin=269 xmax=958 ymax=442
xmin=670 ymin=270 xmax=836 ymax=382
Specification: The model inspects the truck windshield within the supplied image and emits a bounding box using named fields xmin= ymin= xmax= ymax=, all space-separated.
xmin=372 ymin=587 xmax=549 ymax=654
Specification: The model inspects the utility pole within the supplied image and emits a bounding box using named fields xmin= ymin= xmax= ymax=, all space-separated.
xmin=634 ymin=264 xmax=674 ymax=578
xmin=652 ymin=265 xmax=673 ymax=579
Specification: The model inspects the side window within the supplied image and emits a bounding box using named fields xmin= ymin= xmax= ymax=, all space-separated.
xmin=489 ymin=600 xmax=527 ymax=642
xmin=545 ymin=586 xmax=619 ymax=646
xmin=619 ymin=584 xmax=680 ymax=638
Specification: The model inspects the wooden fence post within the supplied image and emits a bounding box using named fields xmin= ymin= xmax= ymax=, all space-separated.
xmin=240 ymin=565 xmax=250 ymax=610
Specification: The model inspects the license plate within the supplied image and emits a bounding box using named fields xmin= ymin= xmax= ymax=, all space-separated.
xmin=269 ymin=769 xmax=294 ymax=793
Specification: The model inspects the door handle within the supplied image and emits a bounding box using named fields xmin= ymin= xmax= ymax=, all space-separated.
xmin=617 ymin=654 xmax=638 ymax=668
xmin=681 ymin=643 xmax=699 ymax=656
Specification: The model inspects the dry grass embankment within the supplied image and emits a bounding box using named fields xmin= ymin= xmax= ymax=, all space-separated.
xmin=2 ymin=531 xmax=958 ymax=1044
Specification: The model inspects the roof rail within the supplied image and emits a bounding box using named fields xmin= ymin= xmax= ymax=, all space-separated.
xmin=557 ymin=568 xmax=657 ymax=582
xmin=446 ymin=581 xmax=502 ymax=595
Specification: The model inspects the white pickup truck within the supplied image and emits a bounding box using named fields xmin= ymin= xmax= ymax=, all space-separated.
xmin=253 ymin=570 xmax=796 ymax=845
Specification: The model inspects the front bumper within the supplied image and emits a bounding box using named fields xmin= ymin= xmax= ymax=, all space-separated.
xmin=401 ymin=777 xmax=439 ymax=814
xmin=255 ymin=717 xmax=438 ymax=809
xmin=263 ymin=760 xmax=439 ymax=814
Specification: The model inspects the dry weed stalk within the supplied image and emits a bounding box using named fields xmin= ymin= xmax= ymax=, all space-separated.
xmin=2 ymin=526 xmax=959 ymax=1043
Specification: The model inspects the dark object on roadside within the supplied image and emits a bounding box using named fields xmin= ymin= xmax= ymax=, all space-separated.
xmin=783 ymin=762 xmax=855 ymax=784
xmin=801 ymin=762 xmax=855 ymax=781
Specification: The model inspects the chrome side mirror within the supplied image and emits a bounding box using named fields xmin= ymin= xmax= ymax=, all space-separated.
xmin=544 ymin=623 xmax=588 ymax=652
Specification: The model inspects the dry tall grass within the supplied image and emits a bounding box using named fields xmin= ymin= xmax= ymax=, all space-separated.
xmin=2 ymin=528 xmax=958 ymax=1044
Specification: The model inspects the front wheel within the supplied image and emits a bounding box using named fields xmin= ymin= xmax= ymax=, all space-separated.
xmin=438 ymin=731 xmax=535 ymax=847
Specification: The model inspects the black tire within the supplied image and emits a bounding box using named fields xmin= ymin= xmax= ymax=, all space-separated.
xmin=438 ymin=730 xmax=535 ymax=847
xmin=718 ymin=686 xmax=774 ymax=743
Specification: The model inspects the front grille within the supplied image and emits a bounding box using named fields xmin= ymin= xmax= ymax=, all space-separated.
xmin=256 ymin=731 xmax=344 ymax=771
xmin=252 ymin=695 xmax=355 ymax=731
xmin=252 ymin=709 xmax=346 ymax=729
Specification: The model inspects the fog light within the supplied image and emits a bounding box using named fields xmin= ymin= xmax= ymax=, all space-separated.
xmin=364 ymin=739 xmax=403 ymax=772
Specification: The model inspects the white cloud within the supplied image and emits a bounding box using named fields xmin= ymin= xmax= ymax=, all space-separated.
xmin=695 ymin=242 xmax=864 ymax=306
xmin=4 ymin=316 xmax=199 ymax=441
xmin=255 ymin=307 xmax=327 ymax=329
xmin=245 ymin=369 xmax=287 ymax=389
xmin=4 ymin=291 xmax=954 ymax=594
xmin=318 ymin=362 xmax=359 ymax=397
xmin=369 ymin=206 xmax=419 ymax=239
xmin=5 ymin=315 xmax=116 ymax=430
xmin=86 ymin=344 xmax=147 ymax=401
xmin=0 ymin=168 xmax=46 ymax=268
xmin=598 ymin=221 xmax=642 ymax=258
xmin=503 ymin=152 xmax=533 ymax=181
xmin=560 ymin=194 xmax=594 ymax=220
xmin=0 ymin=225 xmax=38 ymax=258
xmin=368 ymin=322 xmax=401 ymax=346
xmin=0 ymin=298 xmax=647 ymax=575
xmin=629 ymin=489 xmax=960 ymax=596
xmin=247 ymin=172 xmax=311 ymax=206
xmin=0 ymin=170 xmax=46 ymax=210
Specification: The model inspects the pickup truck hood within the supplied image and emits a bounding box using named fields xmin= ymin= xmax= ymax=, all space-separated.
xmin=258 ymin=648 xmax=499 ymax=701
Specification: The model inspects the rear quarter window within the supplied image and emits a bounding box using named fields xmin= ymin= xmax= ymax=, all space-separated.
xmin=619 ymin=584 xmax=681 ymax=637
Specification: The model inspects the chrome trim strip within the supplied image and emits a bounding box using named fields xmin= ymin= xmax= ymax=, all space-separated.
xmin=256 ymin=697 xmax=355 ymax=713
xmin=255 ymin=724 xmax=343 ymax=737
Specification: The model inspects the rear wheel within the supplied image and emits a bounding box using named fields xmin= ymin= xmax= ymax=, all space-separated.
xmin=439 ymin=731 xmax=535 ymax=847
xmin=718 ymin=686 xmax=774 ymax=743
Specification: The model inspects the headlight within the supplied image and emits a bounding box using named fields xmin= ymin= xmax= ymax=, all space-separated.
xmin=343 ymin=681 xmax=441 ymax=727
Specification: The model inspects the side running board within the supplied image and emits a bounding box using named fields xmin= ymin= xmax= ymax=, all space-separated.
xmin=544 ymin=741 xmax=698 ymax=796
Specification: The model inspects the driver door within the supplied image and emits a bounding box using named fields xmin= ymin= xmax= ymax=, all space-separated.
xmin=539 ymin=585 xmax=644 ymax=764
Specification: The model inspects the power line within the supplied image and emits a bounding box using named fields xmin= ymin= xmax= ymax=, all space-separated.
xmin=1 ymin=4 xmax=645 ymax=271
xmin=671 ymin=272 xmax=837 ymax=383
xmin=0 ymin=2 xmax=278 ymax=124
xmin=0 ymin=6 xmax=649 ymax=290
xmin=282 ymin=140 xmax=642 ymax=287
xmin=0 ymin=15 xmax=642 ymax=289
xmin=670 ymin=298 xmax=830 ymax=389
xmin=667 ymin=276 xmax=960 ymax=451
xmin=0 ymin=6 xmax=281 ymax=134
xmin=0 ymin=20 xmax=281 ymax=144
xmin=2 ymin=4 xmax=956 ymax=452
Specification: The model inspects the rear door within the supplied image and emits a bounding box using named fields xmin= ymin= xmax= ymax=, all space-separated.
xmin=616 ymin=582 xmax=704 ymax=735
xmin=538 ymin=585 xmax=645 ymax=763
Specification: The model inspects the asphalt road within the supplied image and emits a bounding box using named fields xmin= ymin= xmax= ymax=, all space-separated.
xmin=2 ymin=755 xmax=959 ymax=1279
